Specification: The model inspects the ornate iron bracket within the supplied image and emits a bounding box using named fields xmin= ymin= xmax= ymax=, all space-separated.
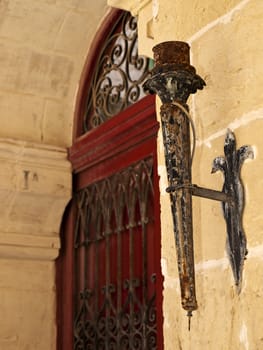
xmin=143 ymin=41 xmax=253 ymax=327
xmin=210 ymin=131 xmax=254 ymax=290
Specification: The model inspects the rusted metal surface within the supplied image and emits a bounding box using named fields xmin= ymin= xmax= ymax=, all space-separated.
xmin=144 ymin=41 xmax=205 ymax=104
xmin=161 ymin=102 xmax=198 ymax=316
xmin=144 ymin=41 xmax=205 ymax=324
xmin=144 ymin=41 xmax=253 ymax=327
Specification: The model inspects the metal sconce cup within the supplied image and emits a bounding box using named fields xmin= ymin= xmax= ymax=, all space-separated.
xmin=143 ymin=41 xmax=254 ymax=329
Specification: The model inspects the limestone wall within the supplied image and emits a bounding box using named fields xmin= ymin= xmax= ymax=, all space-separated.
xmin=109 ymin=0 xmax=263 ymax=349
xmin=0 ymin=0 xmax=108 ymax=146
xmin=0 ymin=1 xmax=109 ymax=349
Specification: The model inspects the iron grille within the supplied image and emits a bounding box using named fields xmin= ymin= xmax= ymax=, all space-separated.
xmin=73 ymin=158 xmax=157 ymax=349
xmin=83 ymin=12 xmax=151 ymax=132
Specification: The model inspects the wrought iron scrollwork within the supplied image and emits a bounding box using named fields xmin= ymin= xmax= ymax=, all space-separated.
xmin=83 ymin=12 xmax=151 ymax=132
xmin=73 ymin=158 xmax=158 ymax=349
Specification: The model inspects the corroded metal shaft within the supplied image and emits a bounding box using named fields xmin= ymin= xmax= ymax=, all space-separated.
xmin=144 ymin=41 xmax=253 ymax=325
xmin=143 ymin=41 xmax=205 ymax=318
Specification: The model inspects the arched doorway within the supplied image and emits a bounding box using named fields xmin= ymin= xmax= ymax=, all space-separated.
xmin=57 ymin=10 xmax=163 ymax=349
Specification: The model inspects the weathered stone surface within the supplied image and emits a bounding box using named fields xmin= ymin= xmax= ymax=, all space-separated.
xmin=0 ymin=1 xmax=67 ymax=50
xmin=163 ymin=257 xmax=263 ymax=349
xmin=0 ymin=0 xmax=108 ymax=147
xmin=0 ymin=1 xmax=108 ymax=349
xmin=42 ymin=99 xmax=73 ymax=146
xmin=120 ymin=0 xmax=243 ymax=57
xmin=155 ymin=0 xmax=241 ymax=42
xmin=133 ymin=0 xmax=263 ymax=349
xmin=108 ymin=0 xmax=150 ymax=15
xmin=57 ymin=0 xmax=107 ymax=12
xmin=0 ymin=259 xmax=56 ymax=350
xmin=0 ymin=92 xmax=44 ymax=142
xmin=0 ymin=138 xmax=71 ymax=260
xmin=0 ymin=43 xmax=74 ymax=99
xmin=54 ymin=11 xmax=103 ymax=56
xmin=191 ymin=0 xmax=263 ymax=139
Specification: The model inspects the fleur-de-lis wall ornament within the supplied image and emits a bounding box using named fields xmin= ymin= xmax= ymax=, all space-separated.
xmin=212 ymin=130 xmax=254 ymax=292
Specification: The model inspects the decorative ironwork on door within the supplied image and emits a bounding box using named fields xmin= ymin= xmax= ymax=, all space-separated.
xmin=73 ymin=158 xmax=158 ymax=349
xmin=83 ymin=11 xmax=151 ymax=132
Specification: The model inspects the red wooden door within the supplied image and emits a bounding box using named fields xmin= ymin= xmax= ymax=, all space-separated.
xmin=57 ymin=96 xmax=163 ymax=349
xmin=56 ymin=9 xmax=163 ymax=350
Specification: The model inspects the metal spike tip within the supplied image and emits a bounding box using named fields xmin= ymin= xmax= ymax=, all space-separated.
xmin=187 ymin=311 xmax=192 ymax=331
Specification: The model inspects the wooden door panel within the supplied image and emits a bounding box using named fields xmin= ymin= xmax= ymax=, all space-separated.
xmin=73 ymin=158 xmax=158 ymax=349
xmin=57 ymin=88 xmax=163 ymax=350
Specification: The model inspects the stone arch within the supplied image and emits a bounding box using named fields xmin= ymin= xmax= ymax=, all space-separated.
xmin=0 ymin=0 xmax=110 ymax=261
xmin=0 ymin=2 xmax=114 ymax=349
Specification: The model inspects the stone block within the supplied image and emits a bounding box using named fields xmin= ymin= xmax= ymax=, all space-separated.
xmin=134 ymin=0 xmax=242 ymax=55
xmin=54 ymin=11 xmax=98 ymax=56
xmin=108 ymin=0 xmax=150 ymax=15
xmin=0 ymin=1 xmax=66 ymax=50
xmin=0 ymin=138 xmax=71 ymax=260
xmin=0 ymin=42 xmax=74 ymax=99
xmin=25 ymin=51 xmax=74 ymax=99
xmin=0 ymin=92 xmax=43 ymax=143
xmin=163 ymin=258 xmax=263 ymax=350
xmin=137 ymin=2 xmax=155 ymax=58
xmin=191 ymin=0 xmax=263 ymax=139
xmin=42 ymin=98 xmax=73 ymax=146
xmin=57 ymin=0 xmax=108 ymax=12
xmin=0 ymin=259 xmax=56 ymax=350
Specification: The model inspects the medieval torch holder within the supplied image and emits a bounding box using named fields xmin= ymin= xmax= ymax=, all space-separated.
xmin=143 ymin=41 xmax=254 ymax=328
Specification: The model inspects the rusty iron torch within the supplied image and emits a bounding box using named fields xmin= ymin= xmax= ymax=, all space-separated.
xmin=144 ymin=40 xmax=253 ymax=330
xmin=143 ymin=41 xmax=205 ymax=328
